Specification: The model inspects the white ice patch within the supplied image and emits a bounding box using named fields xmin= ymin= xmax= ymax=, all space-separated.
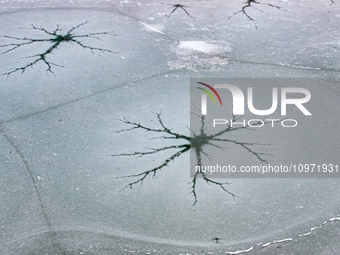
xmin=273 ymin=238 xmax=293 ymax=243
xmin=178 ymin=41 xmax=219 ymax=53
xmin=168 ymin=41 xmax=231 ymax=72
xmin=225 ymin=246 xmax=253 ymax=254
xmin=138 ymin=21 xmax=164 ymax=35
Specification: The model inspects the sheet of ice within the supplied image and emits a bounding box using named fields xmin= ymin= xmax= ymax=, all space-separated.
xmin=0 ymin=0 xmax=340 ymax=254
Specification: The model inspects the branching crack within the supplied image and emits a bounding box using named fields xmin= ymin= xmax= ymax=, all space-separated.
xmin=162 ymin=3 xmax=194 ymax=19
xmin=108 ymin=109 xmax=280 ymax=205
xmin=0 ymin=21 xmax=116 ymax=78
xmin=228 ymin=0 xmax=284 ymax=29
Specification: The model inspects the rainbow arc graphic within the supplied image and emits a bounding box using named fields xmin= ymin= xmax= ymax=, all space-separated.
xmin=197 ymin=82 xmax=223 ymax=106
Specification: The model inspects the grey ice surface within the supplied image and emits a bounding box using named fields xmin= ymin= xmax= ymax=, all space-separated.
xmin=0 ymin=0 xmax=339 ymax=254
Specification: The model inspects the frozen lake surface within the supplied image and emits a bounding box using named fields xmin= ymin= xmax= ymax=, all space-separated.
xmin=0 ymin=0 xmax=340 ymax=254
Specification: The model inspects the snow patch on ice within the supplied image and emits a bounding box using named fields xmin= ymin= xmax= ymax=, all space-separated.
xmin=225 ymin=246 xmax=253 ymax=254
xmin=168 ymin=41 xmax=231 ymax=72
xmin=262 ymin=242 xmax=272 ymax=247
xmin=178 ymin=41 xmax=219 ymax=53
xmin=273 ymin=238 xmax=293 ymax=243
